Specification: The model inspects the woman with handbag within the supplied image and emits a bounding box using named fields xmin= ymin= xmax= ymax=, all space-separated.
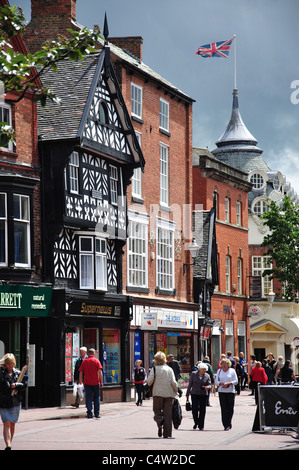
xmin=0 ymin=354 xmax=27 ymax=450
xmin=215 ymin=358 xmax=238 ymax=431
xmin=186 ymin=363 xmax=211 ymax=430
xmin=147 ymin=352 xmax=178 ymax=439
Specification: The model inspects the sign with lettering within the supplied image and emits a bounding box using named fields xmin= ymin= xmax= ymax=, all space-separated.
xmin=69 ymin=301 xmax=119 ymax=317
xmin=259 ymin=385 xmax=299 ymax=429
xmin=0 ymin=286 xmax=52 ymax=317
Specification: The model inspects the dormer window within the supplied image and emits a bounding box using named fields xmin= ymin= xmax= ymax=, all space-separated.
xmin=250 ymin=172 xmax=265 ymax=190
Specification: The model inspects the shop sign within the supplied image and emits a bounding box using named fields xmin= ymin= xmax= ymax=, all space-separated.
xmin=69 ymin=301 xmax=119 ymax=317
xmin=141 ymin=311 xmax=158 ymax=330
xmin=0 ymin=285 xmax=52 ymax=317
xmin=248 ymin=305 xmax=262 ymax=318
xmin=158 ymin=310 xmax=194 ymax=329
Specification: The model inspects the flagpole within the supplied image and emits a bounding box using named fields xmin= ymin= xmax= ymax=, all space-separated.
xmin=233 ymin=34 xmax=237 ymax=89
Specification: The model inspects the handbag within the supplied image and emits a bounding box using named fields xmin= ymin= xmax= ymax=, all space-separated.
xmin=144 ymin=366 xmax=155 ymax=399
xmin=185 ymin=399 xmax=191 ymax=411
xmin=172 ymin=398 xmax=183 ymax=429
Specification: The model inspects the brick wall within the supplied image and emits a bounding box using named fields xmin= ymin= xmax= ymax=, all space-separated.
xmin=117 ymin=65 xmax=193 ymax=302
xmin=24 ymin=0 xmax=78 ymax=52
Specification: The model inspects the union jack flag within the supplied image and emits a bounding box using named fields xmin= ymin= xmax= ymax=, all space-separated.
xmin=196 ymin=38 xmax=234 ymax=58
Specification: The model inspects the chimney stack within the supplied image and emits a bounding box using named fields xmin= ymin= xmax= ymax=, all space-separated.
xmin=23 ymin=0 xmax=79 ymax=53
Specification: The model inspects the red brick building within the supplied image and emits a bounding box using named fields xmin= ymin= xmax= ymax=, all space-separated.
xmin=0 ymin=0 xmax=50 ymax=392
xmin=192 ymin=148 xmax=252 ymax=370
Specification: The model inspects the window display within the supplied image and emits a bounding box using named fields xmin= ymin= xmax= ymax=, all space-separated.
xmin=102 ymin=329 xmax=121 ymax=384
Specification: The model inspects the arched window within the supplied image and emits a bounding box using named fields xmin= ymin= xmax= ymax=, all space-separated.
xmin=99 ymin=101 xmax=109 ymax=124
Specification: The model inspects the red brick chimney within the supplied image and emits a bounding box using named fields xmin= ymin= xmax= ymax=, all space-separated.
xmin=23 ymin=0 xmax=79 ymax=53
xmin=109 ymin=37 xmax=143 ymax=62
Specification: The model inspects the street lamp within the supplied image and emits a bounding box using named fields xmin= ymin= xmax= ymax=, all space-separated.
xmin=183 ymin=238 xmax=200 ymax=274
xmin=266 ymin=290 xmax=275 ymax=303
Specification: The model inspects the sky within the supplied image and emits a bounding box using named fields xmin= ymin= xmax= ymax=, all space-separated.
xmin=15 ymin=0 xmax=299 ymax=194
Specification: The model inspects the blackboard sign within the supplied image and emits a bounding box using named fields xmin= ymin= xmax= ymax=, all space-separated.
xmin=259 ymin=385 xmax=299 ymax=429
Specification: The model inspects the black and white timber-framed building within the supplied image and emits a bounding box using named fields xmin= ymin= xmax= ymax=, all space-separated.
xmin=38 ymin=37 xmax=145 ymax=405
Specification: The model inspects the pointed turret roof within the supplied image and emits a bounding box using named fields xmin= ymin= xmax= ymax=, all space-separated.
xmin=212 ymin=89 xmax=262 ymax=156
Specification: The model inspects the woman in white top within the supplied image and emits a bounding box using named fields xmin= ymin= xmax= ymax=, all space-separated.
xmin=215 ymin=358 xmax=238 ymax=430
xmin=147 ymin=351 xmax=178 ymax=438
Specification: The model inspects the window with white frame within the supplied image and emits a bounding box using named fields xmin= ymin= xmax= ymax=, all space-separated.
xmin=159 ymin=98 xmax=169 ymax=132
xmin=225 ymin=197 xmax=230 ymax=223
xmin=132 ymin=133 xmax=142 ymax=198
xmin=79 ymin=236 xmax=107 ymax=290
xmin=252 ymin=198 xmax=268 ymax=216
xmin=69 ymin=151 xmax=79 ymax=194
xmin=160 ymin=143 xmax=169 ymax=206
xmin=157 ymin=220 xmax=174 ymax=291
xmin=0 ymin=104 xmax=13 ymax=151
xmin=109 ymin=165 xmax=118 ymax=205
xmin=13 ymin=194 xmax=30 ymax=267
xmin=131 ymin=83 xmax=142 ymax=119
xmin=225 ymin=255 xmax=231 ymax=293
xmin=250 ymin=172 xmax=265 ymax=190
xmin=237 ymin=257 xmax=243 ymax=295
xmin=252 ymin=256 xmax=273 ymax=298
xmin=128 ymin=213 xmax=148 ymax=287
xmin=236 ymin=200 xmax=241 ymax=225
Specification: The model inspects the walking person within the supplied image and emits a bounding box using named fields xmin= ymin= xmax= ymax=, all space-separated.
xmin=203 ymin=356 xmax=214 ymax=406
xmin=79 ymin=348 xmax=103 ymax=418
xmin=0 ymin=353 xmax=27 ymax=450
xmin=250 ymin=361 xmax=268 ymax=405
xmin=215 ymin=358 xmax=238 ymax=431
xmin=72 ymin=346 xmax=87 ymax=408
xmin=277 ymin=360 xmax=297 ymax=384
xmin=132 ymin=360 xmax=147 ymax=406
xmin=238 ymin=352 xmax=248 ymax=390
xmin=186 ymin=363 xmax=211 ymax=430
xmin=267 ymin=353 xmax=276 ymax=384
xmin=147 ymin=352 xmax=178 ymax=439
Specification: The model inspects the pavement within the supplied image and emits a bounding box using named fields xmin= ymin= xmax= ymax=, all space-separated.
xmin=3 ymin=389 xmax=299 ymax=452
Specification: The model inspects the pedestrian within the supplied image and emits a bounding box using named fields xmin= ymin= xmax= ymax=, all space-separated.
xmin=238 ymin=352 xmax=248 ymax=390
xmin=215 ymin=358 xmax=238 ymax=431
xmin=267 ymin=353 xmax=276 ymax=384
xmin=147 ymin=351 xmax=178 ymax=439
xmin=249 ymin=355 xmax=257 ymax=394
xmin=0 ymin=353 xmax=27 ymax=450
xmin=186 ymin=363 xmax=211 ymax=430
xmin=234 ymin=356 xmax=242 ymax=395
xmin=79 ymin=348 xmax=103 ymax=419
xmin=250 ymin=361 xmax=268 ymax=404
xmin=276 ymin=360 xmax=297 ymax=384
xmin=72 ymin=346 xmax=87 ymax=408
xmin=203 ymin=356 xmax=214 ymax=405
xmin=226 ymin=351 xmax=235 ymax=368
xmin=167 ymin=353 xmax=183 ymax=397
xmin=132 ymin=360 xmax=147 ymax=406
xmin=167 ymin=354 xmax=181 ymax=381
xmin=217 ymin=354 xmax=226 ymax=370
xmin=262 ymin=359 xmax=272 ymax=384
xmin=274 ymin=356 xmax=284 ymax=381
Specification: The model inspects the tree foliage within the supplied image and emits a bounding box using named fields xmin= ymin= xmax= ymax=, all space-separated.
xmin=261 ymin=195 xmax=299 ymax=302
xmin=0 ymin=4 xmax=102 ymax=146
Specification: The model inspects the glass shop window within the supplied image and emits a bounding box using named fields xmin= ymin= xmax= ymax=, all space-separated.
xmin=102 ymin=329 xmax=121 ymax=384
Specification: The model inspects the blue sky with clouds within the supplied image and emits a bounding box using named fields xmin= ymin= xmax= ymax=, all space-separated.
xmin=16 ymin=0 xmax=299 ymax=193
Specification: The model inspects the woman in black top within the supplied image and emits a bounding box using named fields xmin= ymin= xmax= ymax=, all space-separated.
xmin=277 ymin=360 xmax=296 ymax=383
xmin=132 ymin=360 xmax=147 ymax=406
xmin=0 ymin=353 xmax=27 ymax=450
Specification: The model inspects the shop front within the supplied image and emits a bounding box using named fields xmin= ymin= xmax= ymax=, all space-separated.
xmin=131 ymin=305 xmax=198 ymax=391
xmin=51 ymin=290 xmax=133 ymax=406
xmin=0 ymin=284 xmax=52 ymax=407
